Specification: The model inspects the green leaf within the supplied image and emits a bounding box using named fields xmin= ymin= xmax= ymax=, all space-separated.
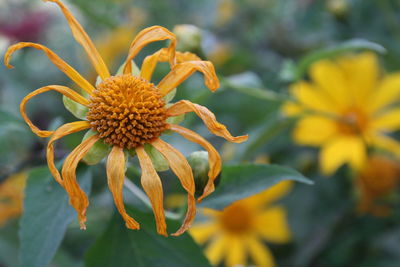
xmin=85 ymin=207 xmax=211 ymax=267
xmin=295 ymin=39 xmax=386 ymax=80
xmin=163 ymin=88 xmax=177 ymax=103
xmin=19 ymin=165 xmax=92 ymax=267
xmin=144 ymin=143 xmax=169 ymax=172
xmin=200 ymin=163 xmax=313 ymax=210
xmin=63 ymin=95 xmax=89 ymax=120
xmin=82 ymin=130 xmax=111 ymax=165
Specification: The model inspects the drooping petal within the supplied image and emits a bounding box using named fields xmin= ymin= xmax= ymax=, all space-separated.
xmin=168 ymin=124 xmax=222 ymax=201
xmin=293 ymin=115 xmax=337 ymax=146
xmin=158 ymin=61 xmax=220 ymax=96
xmin=255 ymin=206 xmax=291 ymax=243
xmin=107 ymin=146 xmax=140 ymax=230
xmin=320 ymin=136 xmax=366 ymax=175
xmin=189 ymin=222 xmax=218 ymax=244
xmin=371 ymin=108 xmax=400 ymax=132
xmin=44 ymin=0 xmax=110 ymax=79
xmin=246 ymin=237 xmax=276 ymax=267
xmin=136 ymin=146 xmax=167 ymax=236
xmin=61 ymin=134 xmax=100 ymax=229
xmin=167 ymin=100 xmax=248 ymax=143
xmin=225 ymin=236 xmax=246 ymax=267
xmin=123 ymin=26 xmax=176 ymax=74
xmin=4 ymin=42 xmax=95 ymax=95
xmin=47 ymin=121 xmax=91 ymax=185
xmin=151 ymin=138 xmax=196 ymax=236
xmin=20 ymin=85 xmax=90 ymax=138
xmin=140 ymin=48 xmax=200 ymax=82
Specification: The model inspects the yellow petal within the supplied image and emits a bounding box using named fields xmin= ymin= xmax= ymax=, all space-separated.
xmin=370 ymin=134 xmax=400 ymax=157
xmin=107 ymin=146 xmax=140 ymax=230
xmin=371 ymin=108 xmax=400 ymax=132
xmin=61 ymin=134 xmax=100 ymax=229
xmin=205 ymin=236 xmax=227 ymax=266
xmin=337 ymin=52 xmax=379 ymax=105
xmin=245 ymin=181 xmax=293 ymax=207
xmin=320 ymin=136 xmax=366 ymax=175
xmin=168 ymin=124 xmax=222 ymax=201
xmin=124 ymin=26 xmax=176 ymax=74
xmin=140 ymin=48 xmax=201 ymax=82
xmin=309 ymin=59 xmax=350 ymax=108
xmin=45 ymin=0 xmax=110 ymax=79
xmin=158 ymin=61 xmax=220 ymax=96
xmin=289 ymin=81 xmax=338 ymax=115
xmin=293 ymin=116 xmax=337 ymax=146
xmin=246 ymin=237 xmax=276 ymax=267
xmin=151 ymin=138 xmax=196 ymax=236
xmin=5 ymin=42 xmax=95 ymax=95
xmin=189 ymin=222 xmax=218 ymax=244
xmin=167 ymin=100 xmax=248 ymax=143
xmin=20 ymin=85 xmax=90 ymax=138
xmin=225 ymin=236 xmax=246 ymax=267
xmin=255 ymin=206 xmax=291 ymax=244
xmin=136 ymin=146 xmax=167 ymax=236
xmin=368 ymin=73 xmax=400 ymax=113
xmin=281 ymin=102 xmax=304 ymax=116
xmin=47 ymin=121 xmax=91 ymax=185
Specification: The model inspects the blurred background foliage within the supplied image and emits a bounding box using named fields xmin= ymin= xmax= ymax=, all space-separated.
xmin=1 ymin=0 xmax=400 ymax=266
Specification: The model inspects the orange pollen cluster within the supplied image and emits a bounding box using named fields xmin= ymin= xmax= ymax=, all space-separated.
xmin=87 ymin=74 xmax=167 ymax=149
xmin=336 ymin=108 xmax=368 ymax=135
xmin=219 ymin=203 xmax=254 ymax=234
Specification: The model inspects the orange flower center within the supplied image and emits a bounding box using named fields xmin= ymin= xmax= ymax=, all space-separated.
xmin=87 ymin=75 xmax=167 ymax=149
xmin=219 ymin=203 xmax=254 ymax=234
xmin=336 ymin=108 xmax=368 ymax=135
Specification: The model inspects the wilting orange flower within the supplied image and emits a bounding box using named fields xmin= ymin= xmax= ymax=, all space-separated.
xmin=357 ymin=155 xmax=400 ymax=216
xmin=4 ymin=0 xmax=247 ymax=236
xmin=0 ymin=172 xmax=27 ymax=226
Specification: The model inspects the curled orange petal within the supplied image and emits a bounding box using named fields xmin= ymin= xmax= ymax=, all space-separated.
xmin=140 ymin=48 xmax=201 ymax=82
xmin=20 ymin=85 xmax=90 ymax=138
xmin=107 ymin=146 xmax=140 ymax=230
xmin=44 ymin=0 xmax=110 ymax=79
xmin=151 ymin=138 xmax=196 ymax=236
xmin=123 ymin=26 xmax=176 ymax=75
xmin=61 ymin=134 xmax=100 ymax=229
xmin=4 ymin=42 xmax=95 ymax=95
xmin=136 ymin=146 xmax=167 ymax=236
xmin=47 ymin=121 xmax=91 ymax=185
xmin=168 ymin=124 xmax=221 ymax=202
xmin=167 ymin=100 xmax=248 ymax=143
xmin=158 ymin=60 xmax=220 ymax=96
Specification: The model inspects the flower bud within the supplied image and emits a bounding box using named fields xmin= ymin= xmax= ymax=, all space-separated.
xmin=188 ymin=151 xmax=210 ymax=196
xmin=327 ymin=0 xmax=348 ymax=18
xmin=173 ymin=24 xmax=202 ymax=52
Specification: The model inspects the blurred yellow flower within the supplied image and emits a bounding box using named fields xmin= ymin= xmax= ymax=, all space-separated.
xmin=357 ymin=155 xmax=400 ymax=216
xmin=283 ymin=52 xmax=400 ymax=175
xmin=5 ymin=0 xmax=247 ymax=236
xmin=0 ymin=172 xmax=27 ymax=226
xmin=190 ymin=181 xmax=292 ymax=267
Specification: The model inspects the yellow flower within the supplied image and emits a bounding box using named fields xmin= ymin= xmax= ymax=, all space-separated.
xmin=4 ymin=0 xmax=247 ymax=236
xmin=190 ymin=181 xmax=292 ymax=267
xmin=283 ymin=52 xmax=400 ymax=175
xmin=356 ymin=155 xmax=400 ymax=216
xmin=0 ymin=172 xmax=27 ymax=226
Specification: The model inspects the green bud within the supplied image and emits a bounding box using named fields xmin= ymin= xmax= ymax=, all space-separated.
xmin=173 ymin=24 xmax=202 ymax=52
xmin=81 ymin=130 xmax=111 ymax=165
xmin=187 ymin=151 xmax=210 ymax=197
xmin=144 ymin=143 xmax=169 ymax=172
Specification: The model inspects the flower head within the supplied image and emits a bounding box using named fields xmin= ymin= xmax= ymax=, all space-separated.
xmin=4 ymin=0 xmax=247 ymax=236
xmin=190 ymin=181 xmax=292 ymax=267
xmin=0 ymin=172 xmax=27 ymax=226
xmin=283 ymin=52 xmax=400 ymax=175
